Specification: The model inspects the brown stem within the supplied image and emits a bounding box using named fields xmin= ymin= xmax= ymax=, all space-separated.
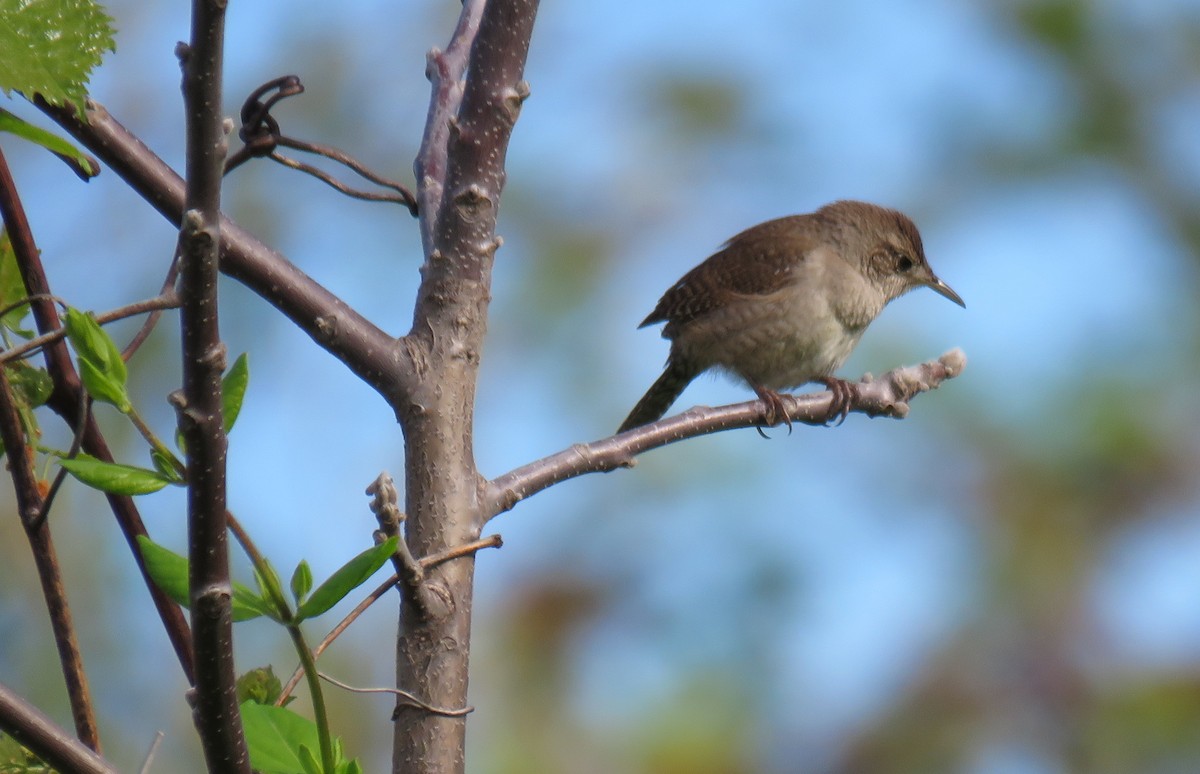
xmin=176 ymin=1 xmax=248 ymax=770
xmin=0 ymin=133 xmax=196 ymax=687
xmin=35 ymin=96 xmax=409 ymax=403
xmin=0 ymin=351 xmax=100 ymax=752
xmin=0 ymin=293 xmax=181 ymax=365
xmin=0 ymin=682 xmax=117 ymax=774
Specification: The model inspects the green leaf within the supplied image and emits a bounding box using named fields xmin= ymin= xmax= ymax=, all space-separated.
xmin=59 ymin=453 xmax=170 ymax=495
xmin=0 ymin=0 xmax=116 ymax=117
xmin=76 ymin=356 xmax=130 ymax=411
xmin=298 ymin=745 xmax=322 ymax=774
xmin=137 ymin=536 xmax=267 ymax=622
xmin=0 ymin=108 xmax=99 ymax=178
xmin=296 ymin=537 xmax=398 ymax=621
xmin=232 ymin=583 xmax=275 ymax=624
xmin=150 ymin=448 xmax=186 ymax=485
xmin=137 ymin=535 xmax=190 ymax=608
xmin=222 ymin=352 xmax=249 ymax=433
xmin=7 ymin=362 xmax=52 ymax=408
xmin=252 ymin=560 xmax=290 ymax=618
xmin=290 ymin=560 xmax=313 ymax=605
xmin=0 ymin=229 xmax=34 ymax=336
xmin=64 ymin=307 xmax=129 ymax=411
xmin=241 ymin=702 xmax=322 ymax=774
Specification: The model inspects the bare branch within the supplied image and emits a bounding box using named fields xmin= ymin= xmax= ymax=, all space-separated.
xmin=175 ymin=1 xmax=249 ymax=769
xmin=485 ymin=350 xmax=968 ymax=520
xmin=395 ymin=1 xmax=540 ymax=770
xmin=0 ymin=682 xmax=118 ymax=774
xmin=1 ymin=148 xmax=177 ymax=738
xmin=0 ymin=324 xmax=100 ymax=751
xmin=317 ymin=673 xmax=473 ymax=719
xmin=34 ymin=97 xmax=410 ymax=402
xmin=414 ymin=0 xmax=486 ymax=254
xmin=0 ymin=293 xmax=181 ymax=365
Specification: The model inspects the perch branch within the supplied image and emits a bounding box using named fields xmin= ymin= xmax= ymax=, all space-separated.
xmin=485 ymin=350 xmax=968 ymax=520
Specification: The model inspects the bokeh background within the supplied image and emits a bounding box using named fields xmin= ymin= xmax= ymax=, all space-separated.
xmin=3 ymin=1 xmax=1200 ymax=772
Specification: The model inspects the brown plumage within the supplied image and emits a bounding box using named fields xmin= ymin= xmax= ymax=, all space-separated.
xmin=618 ymin=201 xmax=963 ymax=433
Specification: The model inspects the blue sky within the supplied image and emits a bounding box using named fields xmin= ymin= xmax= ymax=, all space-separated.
xmin=3 ymin=1 xmax=1200 ymax=771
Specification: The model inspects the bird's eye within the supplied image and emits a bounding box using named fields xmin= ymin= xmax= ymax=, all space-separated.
xmin=896 ymin=253 xmax=914 ymax=272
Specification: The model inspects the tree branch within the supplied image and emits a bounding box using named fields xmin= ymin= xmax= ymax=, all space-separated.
xmin=175 ymin=2 xmax=248 ymax=770
xmin=34 ymin=98 xmax=409 ymax=404
xmin=484 ymin=350 xmax=968 ymax=520
xmin=414 ymin=0 xmax=486 ymax=254
xmin=0 ymin=147 xmax=196 ymax=681
xmin=0 ymin=682 xmax=118 ymax=774
xmin=394 ymin=1 xmax=539 ymax=771
xmin=0 ymin=326 xmax=100 ymax=752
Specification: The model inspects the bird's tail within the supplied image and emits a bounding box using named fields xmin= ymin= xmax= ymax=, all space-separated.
xmin=617 ymin=360 xmax=698 ymax=433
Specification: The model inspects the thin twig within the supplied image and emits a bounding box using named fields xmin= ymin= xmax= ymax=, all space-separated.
xmin=225 ymin=75 xmax=418 ymax=213
xmin=0 ymin=357 xmax=101 ymax=752
xmin=122 ymin=253 xmax=182 ymax=360
xmin=0 ymin=148 xmax=101 ymax=751
xmin=274 ymin=532 xmax=502 ymax=705
xmin=0 ymin=293 xmax=181 ymax=365
xmin=421 ymin=534 xmax=503 ymax=569
xmin=137 ymin=731 xmax=165 ymax=774
xmin=0 ymin=292 xmax=63 ymax=321
xmin=276 ymin=573 xmax=398 ymax=705
xmin=317 ymin=672 xmax=473 ymax=718
xmin=268 ymin=149 xmax=419 ymax=207
xmin=484 ymin=350 xmax=970 ymax=521
xmin=0 ymin=682 xmax=118 ymax=774
xmin=36 ymin=96 xmax=408 ymax=402
xmin=30 ymin=387 xmax=90 ymax=531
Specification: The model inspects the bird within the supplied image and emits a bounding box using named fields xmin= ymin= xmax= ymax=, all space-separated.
xmin=617 ymin=200 xmax=964 ymax=433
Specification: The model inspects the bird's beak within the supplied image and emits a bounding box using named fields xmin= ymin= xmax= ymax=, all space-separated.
xmin=925 ymin=276 xmax=965 ymax=308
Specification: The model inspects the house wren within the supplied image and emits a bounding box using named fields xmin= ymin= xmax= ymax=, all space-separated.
xmin=617 ymin=200 xmax=964 ymax=433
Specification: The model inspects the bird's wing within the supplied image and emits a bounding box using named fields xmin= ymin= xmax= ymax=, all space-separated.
xmin=639 ymin=216 xmax=815 ymax=329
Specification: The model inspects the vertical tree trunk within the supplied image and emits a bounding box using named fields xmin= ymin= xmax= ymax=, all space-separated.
xmin=391 ymin=1 xmax=539 ymax=771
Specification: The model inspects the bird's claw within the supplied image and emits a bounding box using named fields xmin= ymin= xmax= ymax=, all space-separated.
xmin=753 ymin=386 xmax=793 ymax=437
xmin=816 ymin=377 xmax=858 ymax=426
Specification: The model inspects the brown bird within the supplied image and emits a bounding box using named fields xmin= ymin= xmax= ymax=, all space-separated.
xmin=617 ymin=201 xmax=964 ymax=433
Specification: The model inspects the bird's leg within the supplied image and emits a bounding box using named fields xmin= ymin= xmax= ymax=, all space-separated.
xmin=751 ymin=383 xmax=792 ymax=435
xmin=815 ymin=377 xmax=859 ymax=426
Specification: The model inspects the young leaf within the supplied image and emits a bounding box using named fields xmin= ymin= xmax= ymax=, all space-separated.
xmin=241 ymin=702 xmax=322 ymax=774
xmin=137 ymin=535 xmax=189 ymax=609
xmin=298 ymin=745 xmax=322 ymax=774
xmin=76 ymin=356 xmax=131 ymax=411
xmin=296 ymin=536 xmax=399 ymax=621
xmin=137 ymin=536 xmax=267 ymax=622
xmin=222 ymin=353 xmax=249 ymax=433
xmin=290 ymin=560 xmax=313 ymax=605
xmin=0 ymin=229 xmax=34 ymax=336
xmin=232 ymin=583 xmax=275 ymax=624
xmin=64 ymin=308 xmax=130 ymax=411
xmin=0 ymin=108 xmax=99 ymax=178
xmin=59 ymin=454 xmax=170 ymax=495
xmin=7 ymin=362 xmax=52 ymax=408
xmin=236 ymin=666 xmax=285 ymax=707
xmin=252 ymin=560 xmax=290 ymax=619
xmin=0 ymin=0 xmax=116 ymax=118
xmin=150 ymin=448 xmax=186 ymax=485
